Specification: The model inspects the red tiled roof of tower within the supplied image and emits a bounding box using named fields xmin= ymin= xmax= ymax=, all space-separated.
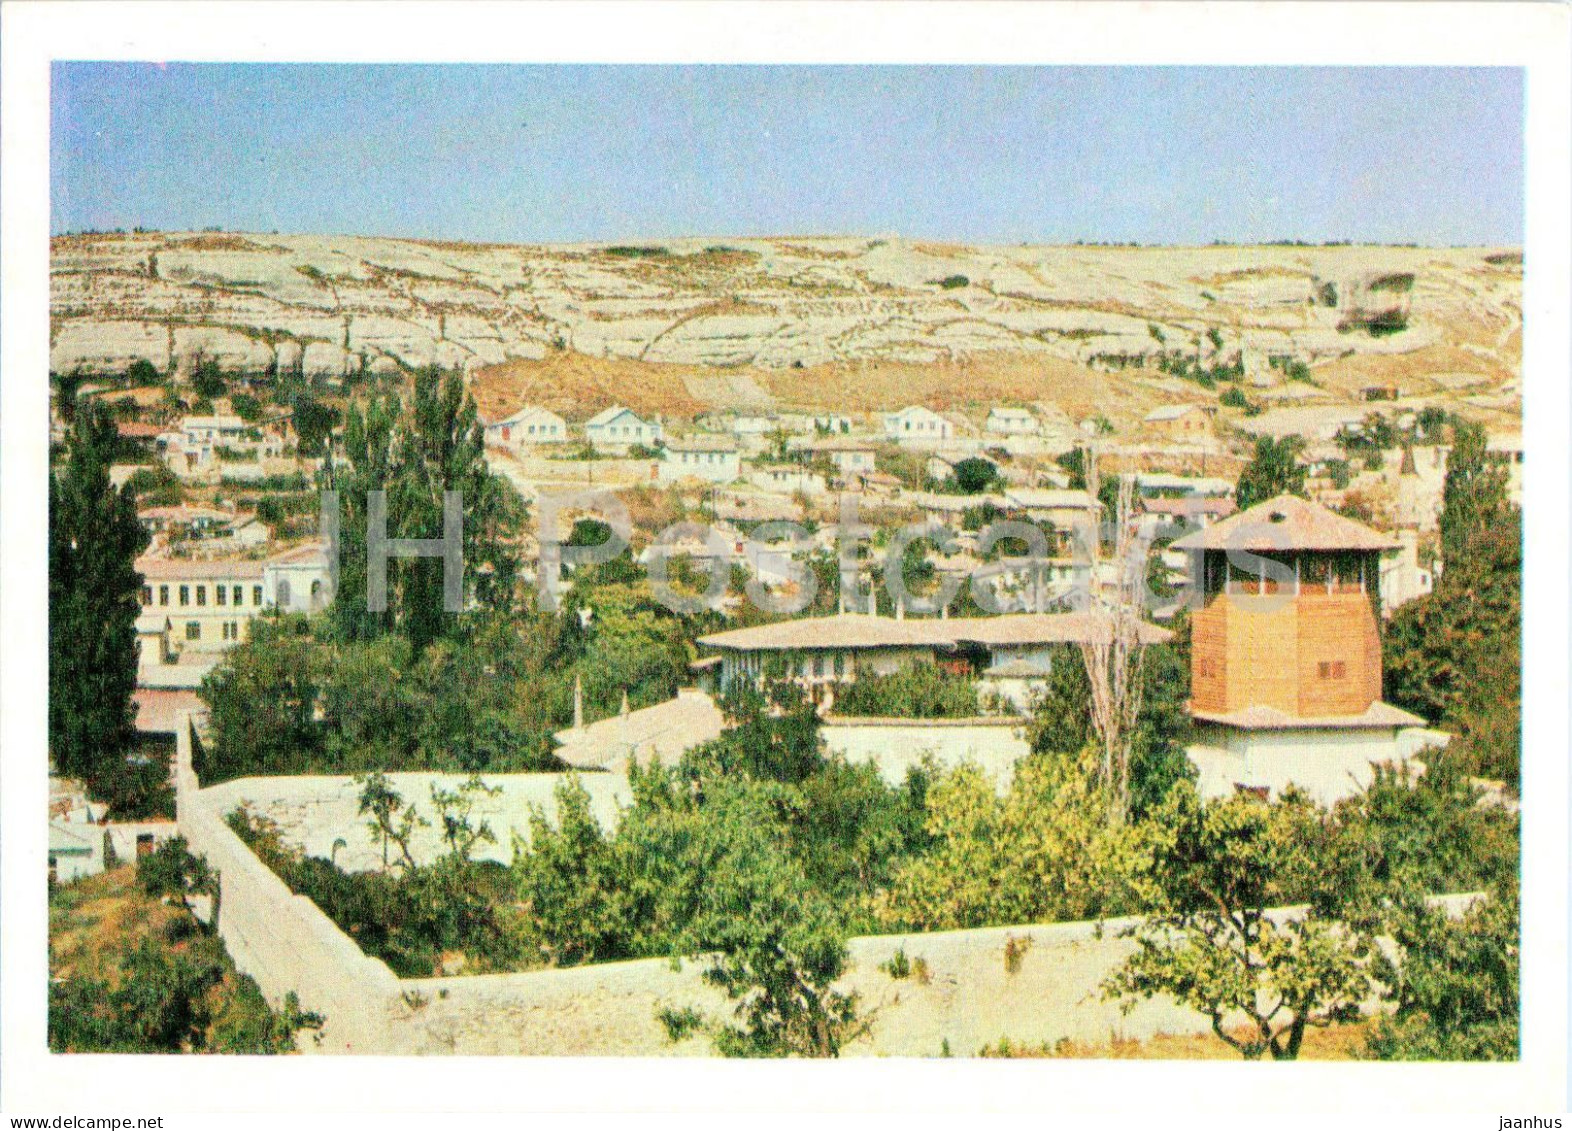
xmin=1170 ymin=494 xmax=1398 ymax=553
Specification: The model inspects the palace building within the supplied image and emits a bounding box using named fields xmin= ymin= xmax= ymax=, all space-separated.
xmin=1172 ymin=494 xmax=1444 ymax=804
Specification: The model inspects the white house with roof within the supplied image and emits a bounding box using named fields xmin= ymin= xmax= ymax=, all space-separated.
xmin=986 ymin=407 xmax=1038 ymax=436
xmin=485 ymin=406 xmax=568 ymax=449
xmin=658 ymin=437 xmax=741 ymax=485
xmin=695 ymin=611 xmax=1171 ymax=704
xmin=1003 ymin=487 xmax=1103 ymax=531
xmin=586 ymin=406 xmax=662 ymax=452
xmin=730 ymin=414 xmax=781 ymax=438
xmin=751 ymin=463 xmax=829 ymax=496
xmin=792 ymin=436 xmax=877 ymax=481
xmin=135 ymin=541 xmax=331 ymax=658
xmin=883 ymin=405 xmax=953 ymax=446
xmin=784 ymin=412 xmax=856 ymax=435
xmin=263 ymin=541 xmax=333 ymax=614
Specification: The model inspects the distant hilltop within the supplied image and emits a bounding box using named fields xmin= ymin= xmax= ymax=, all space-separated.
xmin=50 ymin=232 xmax=1520 ymax=421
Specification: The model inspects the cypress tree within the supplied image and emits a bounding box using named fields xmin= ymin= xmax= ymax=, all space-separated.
xmin=49 ymin=401 xmax=150 ymax=801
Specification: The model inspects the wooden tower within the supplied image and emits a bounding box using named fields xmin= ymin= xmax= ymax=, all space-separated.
xmin=1172 ymin=494 xmax=1397 ymax=722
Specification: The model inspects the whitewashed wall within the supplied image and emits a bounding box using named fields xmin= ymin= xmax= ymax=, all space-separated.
xmin=822 ymin=717 xmax=1032 ymax=789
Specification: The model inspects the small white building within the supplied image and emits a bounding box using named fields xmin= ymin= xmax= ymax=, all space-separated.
xmin=751 ymin=464 xmax=829 ymax=496
xmin=1002 ymin=487 xmax=1103 ymax=531
xmin=1379 ymin=529 xmax=1435 ymax=615
xmin=784 ymin=412 xmax=856 ymax=436
xmin=793 ymin=436 xmax=878 ymax=481
xmin=485 ymin=406 xmax=568 ymax=448
xmin=986 ymin=407 xmax=1038 ymax=436
xmin=49 ymin=821 xmax=106 ymax=884
xmin=658 ymin=437 xmax=741 ymax=485
xmin=135 ymin=540 xmax=332 ymax=656
xmin=586 ymin=406 xmax=662 ymax=452
xmin=883 ymin=406 xmax=954 ymax=445
xmin=263 ymin=541 xmax=334 ymax=614
xmin=731 ymin=415 xmax=782 ymax=438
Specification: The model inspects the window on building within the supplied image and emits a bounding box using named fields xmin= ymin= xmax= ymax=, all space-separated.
xmin=217 ymin=585 xmax=227 ymax=606
xmin=142 ymin=586 xmax=153 ymax=605
xmin=159 ymin=585 xmax=169 ymax=606
xmin=233 ymin=586 xmax=243 ymax=606
xmin=277 ymin=580 xmax=291 ymax=607
xmin=253 ymin=585 xmax=263 ymax=606
xmin=1317 ymin=661 xmax=1348 ymax=680
xmin=179 ymin=585 xmax=190 ymax=607
xmin=195 ymin=585 xmax=206 ymax=606
xmin=185 ymin=622 xmax=201 ymax=641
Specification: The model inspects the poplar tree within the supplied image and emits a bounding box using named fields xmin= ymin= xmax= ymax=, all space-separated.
xmin=49 ymin=402 xmax=150 ymax=801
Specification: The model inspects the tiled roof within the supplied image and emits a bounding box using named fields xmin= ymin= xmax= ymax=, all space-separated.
xmin=1170 ymin=494 xmax=1399 ymax=553
xmin=552 ymin=688 xmax=727 ymax=772
xmin=946 ymin=613 xmax=1173 ymax=647
xmin=699 ymin=613 xmax=946 ymax=651
xmin=587 ymin=406 xmax=642 ymax=427
xmin=793 ymin=436 xmax=877 ymax=453
xmin=1004 ymin=488 xmax=1102 ymax=511
xmin=136 ymin=555 xmax=266 ymax=580
xmin=666 ymin=436 xmax=738 ymax=453
xmin=1142 ymin=496 xmax=1237 ymax=518
xmin=266 ymin=540 xmax=329 ymax=567
xmin=698 ymin=611 xmax=1171 ymax=652
xmin=133 ymin=688 xmax=204 ymax=734
xmin=1190 ymin=700 xmax=1426 ymax=731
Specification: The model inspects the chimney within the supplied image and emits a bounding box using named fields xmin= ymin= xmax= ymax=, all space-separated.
xmin=573 ymin=674 xmax=584 ymax=730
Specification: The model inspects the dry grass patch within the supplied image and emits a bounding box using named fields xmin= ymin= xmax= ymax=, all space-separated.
xmin=981 ymin=1019 xmax=1375 ymax=1060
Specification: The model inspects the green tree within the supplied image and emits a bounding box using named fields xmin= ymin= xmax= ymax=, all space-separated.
xmin=1029 ymin=642 xmax=1194 ymax=820
xmin=290 ymin=393 xmax=340 ymax=457
xmin=1235 ymin=434 xmax=1308 ymax=511
xmin=51 ymin=368 xmax=86 ymax=426
xmin=950 ymin=457 xmax=999 ymax=495
xmin=49 ymin=402 xmax=151 ymax=808
xmin=190 ymin=354 xmax=227 ymax=400
xmin=876 ymin=748 xmax=1142 ymax=932
xmin=125 ymin=358 xmax=163 ymax=386
xmin=832 ymin=662 xmax=980 ymax=719
xmin=138 ymin=837 xmax=221 ymax=926
xmin=327 ymin=368 xmax=525 ymax=651
xmin=1363 ymin=884 xmax=1518 ymax=1061
xmin=1103 ymin=786 xmax=1373 ymax=1060
xmin=1384 ymin=421 xmax=1520 ymax=784
xmin=198 ymin=616 xmax=323 ymax=782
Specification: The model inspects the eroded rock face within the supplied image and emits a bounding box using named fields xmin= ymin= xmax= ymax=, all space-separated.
xmin=50 ymin=232 xmax=1521 ymax=383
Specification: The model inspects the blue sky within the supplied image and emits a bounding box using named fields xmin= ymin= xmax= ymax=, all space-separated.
xmin=50 ymin=64 xmax=1523 ymax=246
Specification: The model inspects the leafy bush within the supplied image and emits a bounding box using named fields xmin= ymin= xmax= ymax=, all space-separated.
xmin=832 ymin=662 xmax=981 ymax=719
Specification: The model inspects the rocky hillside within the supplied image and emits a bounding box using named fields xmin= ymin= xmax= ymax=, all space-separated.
xmin=51 ymin=232 xmax=1521 ymax=421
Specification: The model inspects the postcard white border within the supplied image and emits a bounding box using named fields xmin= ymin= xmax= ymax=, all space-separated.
xmin=3 ymin=1 xmax=1568 ymax=1121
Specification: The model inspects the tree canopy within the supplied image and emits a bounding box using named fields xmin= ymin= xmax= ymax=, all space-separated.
xmin=49 ymin=401 xmax=153 ymax=812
